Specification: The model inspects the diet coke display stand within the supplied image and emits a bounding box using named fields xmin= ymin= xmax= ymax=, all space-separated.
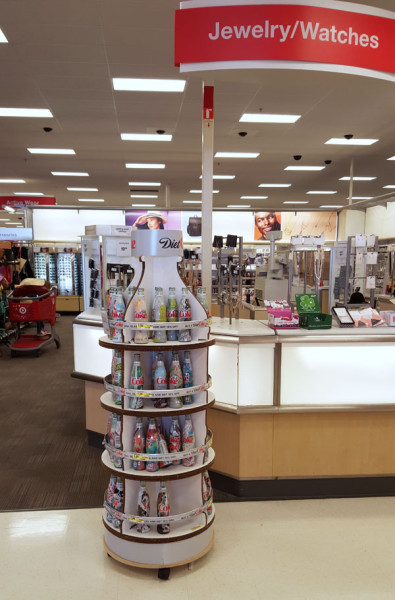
xmin=99 ymin=229 xmax=215 ymax=576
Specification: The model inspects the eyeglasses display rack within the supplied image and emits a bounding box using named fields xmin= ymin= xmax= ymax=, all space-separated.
xmin=98 ymin=229 xmax=215 ymax=576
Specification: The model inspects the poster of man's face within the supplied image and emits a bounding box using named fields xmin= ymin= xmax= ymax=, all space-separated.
xmin=254 ymin=212 xmax=282 ymax=240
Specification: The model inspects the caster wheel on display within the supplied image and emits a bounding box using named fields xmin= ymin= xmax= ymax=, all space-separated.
xmin=158 ymin=568 xmax=170 ymax=580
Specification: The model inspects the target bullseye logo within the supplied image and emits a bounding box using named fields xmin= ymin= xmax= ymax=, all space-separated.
xmin=18 ymin=306 xmax=27 ymax=315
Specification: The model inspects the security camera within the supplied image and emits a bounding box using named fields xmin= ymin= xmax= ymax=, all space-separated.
xmin=238 ymin=131 xmax=248 ymax=137
xmin=324 ymin=160 xmax=332 ymax=165
xmin=43 ymin=127 xmax=53 ymax=133
xmin=293 ymin=155 xmax=302 ymax=160
xmin=344 ymin=134 xmax=354 ymax=140
xmin=156 ymin=129 xmax=166 ymax=135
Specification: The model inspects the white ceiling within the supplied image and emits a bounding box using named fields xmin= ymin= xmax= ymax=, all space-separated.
xmin=1 ymin=0 xmax=395 ymax=222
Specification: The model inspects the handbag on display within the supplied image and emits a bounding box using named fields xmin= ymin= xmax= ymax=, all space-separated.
xmin=187 ymin=216 xmax=202 ymax=237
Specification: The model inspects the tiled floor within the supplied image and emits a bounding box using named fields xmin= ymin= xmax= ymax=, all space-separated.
xmin=2 ymin=497 xmax=395 ymax=599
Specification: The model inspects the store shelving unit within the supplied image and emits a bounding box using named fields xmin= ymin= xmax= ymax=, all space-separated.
xmin=99 ymin=229 xmax=215 ymax=573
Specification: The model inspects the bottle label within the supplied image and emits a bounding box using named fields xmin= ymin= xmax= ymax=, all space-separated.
xmin=155 ymin=376 xmax=167 ymax=386
xmin=183 ymin=434 xmax=194 ymax=446
xmin=169 ymin=375 xmax=181 ymax=386
xmin=131 ymin=376 xmax=143 ymax=386
xmin=167 ymin=309 xmax=178 ymax=320
xmin=158 ymin=502 xmax=170 ymax=515
xmin=135 ymin=310 xmax=147 ymax=320
xmin=183 ymin=373 xmax=192 ymax=386
xmin=179 ymin=309 xmax=191 ymax=319
xmin=169 ymin=435 xmax=181 ymax=451
xmin=133 ymin=435 xmax=144 ymax=453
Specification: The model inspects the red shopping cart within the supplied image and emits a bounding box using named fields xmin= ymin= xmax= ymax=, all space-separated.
xmin=7 ymin=285 xmax=60 ymax=356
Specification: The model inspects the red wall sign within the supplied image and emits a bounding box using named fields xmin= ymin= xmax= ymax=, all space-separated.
xmin=0 ymin=196 xmax=56 ymax=207
xmin=203 ymin=85 xmax=214 ymax=119
xmin=175 ymin=2 xmax=395 ymax=75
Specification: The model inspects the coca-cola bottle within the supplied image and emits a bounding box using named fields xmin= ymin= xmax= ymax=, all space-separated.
xmin=136 ymin=481 xmax=150 ymax=534
xmin=156 ymin=418 xmax=172 ymax=468
xmin=130 ymin=353 xmax=144 ymax=409
xmin=145 ymin=418 xmax=159 ymax=472
xmin=132 ymin=417 xmax=145 ymax=471
xmin=113 ymin=415 xmax=123 ymax=469
xmin=157 ymin=482 xmax=170 ymax=535
xmin=169 ymin=415 xmax=181 ymax=466
xmin=112 ymin=477 xmax=124 ymax=529
xmin=105 ymin=474 xmax=117 ymax=524
xmin=182 ymin=414 xmax=196 ymax=467
xmin=182 ymin=350 xmax=193 ymax=405
xmin=152 ymin=286 xmax=167 ymax=343
xmin=166 ymin=286 xmax=178 ymax=341
xmin=111 ymin=350 xmax=123 ymax=406
xmin=110 ymin=287 xmax=125 ymax=342
xmin=169 ymin=351 xmax=183 ymax=409
xmin=178 ymin=287 xmax=192 ymax=342
xmin=134 ymin=287 xmax=149 ymax=344
xmin=196 ymin=286 xmax=209 ymax=317
xmin=151 ymin=351 xmax=158 ymax=387
xmin=202 ymin=471 xmax=213 ymax=515
xmin=153 ymin=352 xmax=168 ymax=408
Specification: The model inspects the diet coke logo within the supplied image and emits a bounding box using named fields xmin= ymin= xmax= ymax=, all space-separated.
xmin=131 ymin=377 xmax=143 ymax=386
xmin=159 ymin=237 xmax=182 ymax=250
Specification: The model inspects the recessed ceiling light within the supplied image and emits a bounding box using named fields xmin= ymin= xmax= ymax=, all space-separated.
xmin=126 ymin=163 xmax=165 ymax=169
xmin=189 ymin=189 xmax=219 ymax=194
xmin=339 ymin=176 xmax=376 ymax=181
xmin=325 ymin=138 xmax=378 ymax=145
xmin=0 ymin=218 xmax=10 ymax=221
xmin=240 ymin=196 xmax=268 ymax=199
xmin=283 ymin=201 xmax=309 ymax=204
xmin=320 ymin=205 xmax=344 ymax=208
xmin=285 ymin=166 xmax=325 ymax=171
xmin=183 ymin=200 xmax=202 ymax=204
xmin=129 ymin=181 xmax=161 ymax=186
xmin=28 ymin=148 xmax=75 ymax=155
xmin=199 ymin=175 xmax=235 ymax=180
xmin=259 ymin=183 xmax=291 ymax=188
xmin=131 ymin=203 xmax=157 ymax=207
xmin=307 ymin=191 xmax=337 ymax=194
xmin=78 ymin=198 xmax=105 ymax=202
xmin=113 ymin=78 xmax=186 ymax=92
xmin=387 ymin=156 xmax=395 ymax=161
xmin=52 ymin=172 xmax=89 ymax=176
xmin=215 ymin=152 xmax=259 ymax=158
xmin=348 ymin=196 xmax=373 ymax=200
xmin=2 ymin=205 xmax=16 ymax=213
xmin=67 ymin=187 xmax=98 ymax=192
xmin=16 ymin=225 xmax=23 ymax=228
xmin=227 ymin=204 xmax=251 ymax=208
xmin=240 ymin=113 xmax=300 ymax=123
xmin=0 ymin=179 xmax=25 ymax=183
xmin=0 ymin=108 xmax=53 ymax=118
xmin=383 ymin=185 xmax=395 ymax=189
xmin=121 ymin=133 xmax=172 ymax=142
xmin=14 ymin=192 xmax=44 ymax=196
xmin=130 ymin=194 xmax=158 ymax=199
xmin=0 ymin=28 xmax=8 ymax=43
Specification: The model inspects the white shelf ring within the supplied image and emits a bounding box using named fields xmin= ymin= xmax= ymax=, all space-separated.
xmin=104 ymin=373 xmax=212 ymax=399
xmin=104 ymin=497 xmax=213 ymax=526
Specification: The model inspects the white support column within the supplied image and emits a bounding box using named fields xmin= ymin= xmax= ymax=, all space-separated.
xmin=201 ymin=83 xmax=214 ymax=312
xmin=348 ymin=158 xmax=354 ymax=205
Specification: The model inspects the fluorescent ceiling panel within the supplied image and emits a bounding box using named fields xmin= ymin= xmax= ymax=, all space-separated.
xmin=320 ymin=205 xmax=344 ymax=208
xmin=339 ymin=176 xmax=376 ymax=181
xmin=383 ymin=185 xmax=395 ymax=189
xmin=121 ymin=133 xmax=172 ymax=142
xmin=285 ymin=166 xmax=325 ymax=171
xmin=130 ymin=194 xmax=158 ymax=198
xmin=52 ymin=172 xmax=89 ymax=176
xmin=132 ymin=203 xmax=156 ymax=207
xmin=307 ymin=191 xmax=337 ymax=194
xmin=240 ymin=113 xmax=300 ymax=123
xmin=126 ymin=163 xmax=165 ymax=169
xmin=227 ymin=204 xmax=251 ymax=208
xmin=200 ymin=175 xmax=235 ymax=180
xmin=67 ymin=187 xmax=98 ymax=191
xmin=387 ymin=156 xmax=395 ymax=160
xmin=78 ymin=198 xmax=105 ymax=202
xmin=183 ymin=200 xmax=202 ymax=204
xmin=0 ymin=28 xmax=8 ymax=43
xmin=129 ymin=182 xmax=161 ymax=186
xmin=113 ymin=78 xmax=185 ymax=92
xmin=0 ymin=179 xmax=25 ymax=183
xmin=28 ymin=148 xmax=75 ymax=155
xmin=14 ymin=192 xmax=43 ymax=196
xmin=348 ymin=196 xmax=373 ymax=200
xmin=259 ymin=183 xmax=291 ymax=188
xmin=0 ymin=108 xmax=53 ymax=118
xmin=325 ymin=138 xmax=378 ymax=145
xmin=283 ymin=201 xmax=309 ymax=204
xmin=240 ymin=196 xmax=268 ymax=199
xmin=189 ymin=189 xmax=219 ymax=193
xmin=215 ymin=152 xmax=259 ymax=158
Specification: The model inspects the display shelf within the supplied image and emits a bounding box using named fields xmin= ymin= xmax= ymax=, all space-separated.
xmin=102 ymin=506 xmax=215 ymax=544
xmin=99 ymin=335 xmax=215 ymax=351
xmin=100 ymin=390 xmax=215 ymax=416
xmin=101 ymin=447 xmax=215 ymax=481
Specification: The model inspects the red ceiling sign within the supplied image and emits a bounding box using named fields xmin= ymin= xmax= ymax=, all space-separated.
xmin=0 ymin=196 xmax=56 ymax=207
xmin=175 ymin=1 xmax=395 ymax=76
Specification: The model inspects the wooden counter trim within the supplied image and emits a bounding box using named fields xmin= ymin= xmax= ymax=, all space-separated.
xmin=71 ymin=370 xmax=104 ymax=384
xmin=210 ymin=403 xmax=395 ymax=415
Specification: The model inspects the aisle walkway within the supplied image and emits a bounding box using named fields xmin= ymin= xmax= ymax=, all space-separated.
xmin=1 ymin=497 xmax=395 ymax=599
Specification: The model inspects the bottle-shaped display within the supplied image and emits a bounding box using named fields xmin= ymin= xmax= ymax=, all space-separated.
xmin=134 ymin=287 xmax=149 ymax=344
xmin=105 ymin=474 xmax=117 ymax=525
xmin=153 ymin=352 xmax=168 ymax=409
xmin=169 ymin=416 xmax=181 ymax=466
xmin=112 ymin=477 xmax=124 ymax=529
xmin=130 ymin=354 xmax=144 ymax=409
xmin=166 ymin=287 xmax=179 ymax=341
xmin=145 ymin=418 xmax=159 ymax=472
xmin=132 ymin=417 xmax=145 ymax=471
xmin=152 ymin=286 xmax=167 ymax=343
xmin=197 ymin=286 xmax=209 ymax=317
xmin=110 ymin=287 xmax=125 ymax=342
xmin=178 ymin=287 xmax=192 ymax=342
xmin=182 ymin=414 xmax=196 ymax=467
xmin=202 ymin=471 xmax=213 ymax=515
xmin=136 ymin=482 xmax=150 ymax=534
xmin=182 ymin=350 xmax=194 ymax=405
xmin=111 ymin=350 xmax=123 ymax=406
xmin=155 ymin=418 xmax=171 ymax=468
xmin=169 ymin=352 xmax=183 ymax=409
xmin=113 ymin=415 xmax=123 ymax=469
xmin=157 ymin=482 xmax=170 ymax=535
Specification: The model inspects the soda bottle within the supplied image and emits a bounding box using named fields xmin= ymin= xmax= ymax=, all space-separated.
xmin=134 ymin=287 xmax=149 ymax=344
xmin=182 ymin=350 xmax=194 ymax=405
xmin=132 ymin=417 xmax=145 ymax=471
xmin=112 ymin=477 xmax=124 ymax=529
xmin=182 ymin=414 xmax=196 ymax=467
xmin=202 ymin=471 xmax=213 ymax=515
xmin=151 ymin=351 xmax=158 ymax=388
xmin=105 ymin=474 xmax=117 ymax=525
xmin=130 ymin=353 xmax=144 ymax=409
xmin=169 ymin=352 xmax=183 ymax=409
xmin=110 ymin=287 xmax=125 ymax=342
xmin=136 ymin=481 xmax=150 ymax=534
xmin=124 ymin=284 xmax=135 ymax=306
xmin=145 ymin=418 xmax=159 ymax=472
xmin=111 ymin=350 xmax=123 ymax=406
xmin=109 ymin=413 xmax=118 ymax=465
xmin=197 ymin=286 xmax=209 ymax=317
xmin=169 ymin=416 xmax=181 ymax=466
xmin=166 ymin=287 xmax=178 ymax=341
xmin=157 ymin=482 xmax=170 ymax=535
xmin=152 ymin=286 xmax=167 ymax=343
xmin=178 ymin=287 xmax=192 ymax=342
xmin=153 ymin=352 xmax=168 ymax=409
xmin=156 ymin=418 xmax=171 ymax=468
xmin=113 ymin=415 xmax=123 ymax=469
